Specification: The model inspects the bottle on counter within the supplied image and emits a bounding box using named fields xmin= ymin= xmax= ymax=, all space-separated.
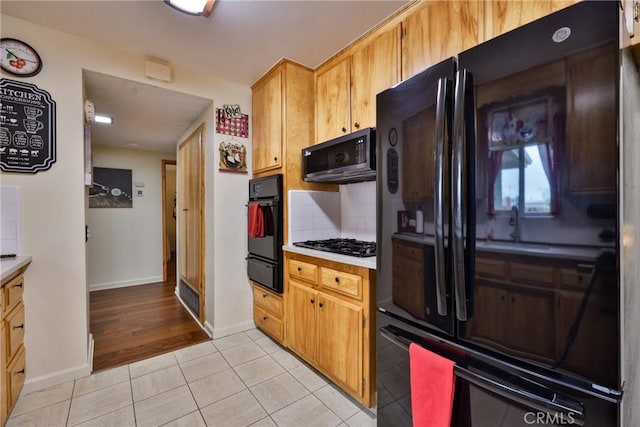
xmin=416 ymin=205 xmax=424 ymax=234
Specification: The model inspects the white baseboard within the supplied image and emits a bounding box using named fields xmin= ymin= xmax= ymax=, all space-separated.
xmin=21 ymin=332 xmax=95 ymax=394
xmin=89 ymin=276 xmax=163 ymax=292
xmin=212 ymin=320 xmax=255 ymax=339
xmin=22 ymin=363 xmax=91 ymax=394
xmin=87 ymin=333 xmax=94 ymax=372
xmin=203 ymin=321 xmax=214 ymax=337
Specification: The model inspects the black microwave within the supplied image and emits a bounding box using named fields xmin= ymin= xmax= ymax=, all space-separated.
xmin=302 ymin=127 xmax=376 ymax=184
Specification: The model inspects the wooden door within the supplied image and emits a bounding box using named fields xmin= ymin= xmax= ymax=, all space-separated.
xmin=507 ymin=288 xmax=555 ymax=361
xmin=480 ymin=0 xmax=578 ymax=43
xmin=467 ymin=281 xmax=509 ymax=347
xmin=566 ymin=44 xmax=617 ymax=194
xmin=350 ymin=25 xmax=400 ymax=131
xmin=315 ymin=58 xmax=350 ymax=143
xmin=252 ymin=68 xmax=282 ymax=173
xmin=316 ymin=292 xmax=363 ymax=398
xmin=178 ymin=125 xmax=204 ymax=319
xmin=287 ymin=281 xmax=317 ymax=362
xmin=556 ymin=292 xmax=618 ymax=387
xmin=402 ymin=105 xmax=436 ymax=201
xmin=402 ymin=1 xmax=479 ymax=81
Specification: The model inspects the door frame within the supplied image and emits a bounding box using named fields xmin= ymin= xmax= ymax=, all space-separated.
xmin=162 ymin=159 xmax=177 ymax=282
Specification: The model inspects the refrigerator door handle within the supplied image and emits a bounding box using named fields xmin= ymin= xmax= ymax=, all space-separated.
xmin=454 ymin=365 xmax=585 ymax=426
xmin=452 ymin=69 xmax=468 ymax=321
xmin=433 ymin=77 xmax=448 ymax=316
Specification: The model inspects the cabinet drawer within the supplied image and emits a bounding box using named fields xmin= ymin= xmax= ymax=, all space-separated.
xmin=288 ymin=260 xmax=318 ymax=283
xmin=253 ymin=285 xmax=283 ymax=317
xmin=510 ymin=262 xmax=554 ymax=287
xmin=475 ymin=257 xmax=507 ymax=280
xmin=2 ymin=274 xmax=24 ymax=317
xmin=392 ymin=241 xmax=423 ymax=262
xmin=320 ymin=268 xmax=362 ymax=300
xmin=7 ymin=347 xmax=26 ymax=410
xmin=6 ymin=303 xmax=25 ymax=363
xmin=558 ymin=266 xmax=595 ymax=290
xmin=254 ymin=305 xmax=283 ymax=342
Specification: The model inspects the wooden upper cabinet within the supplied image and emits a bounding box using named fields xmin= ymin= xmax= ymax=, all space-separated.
xmin=402 ymin=1 xmax=479 ymax=81
xmin=252 ymin=68 xmax=283 ymax=173
xmin=315 ymin=58 xmax=351 ymax=143
xmin=350 ymin=25 xmax=401 ymax=132
xmin=316 ymin=24 xmax=400 ymax=143
xmin=566 ymin=44 xmax=617 ymax=194
xmin=480 ymin=0 xmax=578 ymax=42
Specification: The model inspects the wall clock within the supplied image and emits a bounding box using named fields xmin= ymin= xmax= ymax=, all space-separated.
xmin=0 ymin=38 xmax=42 ymax=77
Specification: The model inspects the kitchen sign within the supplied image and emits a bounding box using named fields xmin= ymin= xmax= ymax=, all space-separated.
xmin=0 ymin=78 xmax=56 ymax=173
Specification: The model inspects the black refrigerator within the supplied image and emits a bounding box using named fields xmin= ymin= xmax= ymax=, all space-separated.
xmin=376 ymin=2 xmax=622 ymax=426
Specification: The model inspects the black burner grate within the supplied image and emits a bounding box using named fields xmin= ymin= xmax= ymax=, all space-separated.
xmin=293 ymin=238 xmax=376 ymax=257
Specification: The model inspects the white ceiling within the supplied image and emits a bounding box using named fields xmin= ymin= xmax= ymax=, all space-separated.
xmin=1 ymin=0 xmax=408 ymax=153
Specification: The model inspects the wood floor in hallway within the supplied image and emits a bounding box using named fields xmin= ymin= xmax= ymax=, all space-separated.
xmin=89 ymin=255 xmax=209 ymax=372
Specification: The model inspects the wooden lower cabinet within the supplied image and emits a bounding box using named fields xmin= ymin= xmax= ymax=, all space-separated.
xmin=1 ymin=266 xmax=29 ymax=427
xmin=252 ymin=284 xmax=284 ymax=344
xmin=284 ymin=252 xmax=374 ymax=407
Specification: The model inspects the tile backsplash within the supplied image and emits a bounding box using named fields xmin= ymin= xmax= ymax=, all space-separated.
xmin=0 ymin=186 xmax=22 ymax=255
xmin=340 ymin=181 xmax=376 ymax=242
xmin=288 ymin=181 xmax=376 ymax=243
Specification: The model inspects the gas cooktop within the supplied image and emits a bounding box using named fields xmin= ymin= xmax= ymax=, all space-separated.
xmin=293 ymin=238 xmax=376 ymax=257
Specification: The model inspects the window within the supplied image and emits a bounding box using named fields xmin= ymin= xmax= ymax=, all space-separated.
xmin=493 ymin=144 xmax=551 ymax=214
xmin=485 ymin=95 xmax=563 ymax=217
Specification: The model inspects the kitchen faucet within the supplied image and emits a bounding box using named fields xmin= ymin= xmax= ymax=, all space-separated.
xmin=509 ymin=205 xmax=520 ymax=243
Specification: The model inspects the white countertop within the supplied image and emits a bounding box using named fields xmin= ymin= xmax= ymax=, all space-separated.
xmin=392 ymin=233 xmax=611 ymax=262
xmin=1 ymin=256 xmax=32 ymax=283
xmin=283 ymin=245 xmax=377 ymax=270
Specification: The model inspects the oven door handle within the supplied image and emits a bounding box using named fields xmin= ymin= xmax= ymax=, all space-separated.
xmin=245 ymin=257 xmax=276 ymax=268
xmin=454 ymin=365 xmax=585 ymax=426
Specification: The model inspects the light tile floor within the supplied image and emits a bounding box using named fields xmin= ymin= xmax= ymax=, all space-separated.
xmin=7 ymin=328 xmax=377 ymax=427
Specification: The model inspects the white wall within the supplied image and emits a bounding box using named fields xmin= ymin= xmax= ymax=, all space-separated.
xmin=86 ymin=145 xmax=175 ymax=291
xmin=0 ymin=13 xmax=252 ymax=392
xmin=176 ymin=102 xmax=254 ymax=339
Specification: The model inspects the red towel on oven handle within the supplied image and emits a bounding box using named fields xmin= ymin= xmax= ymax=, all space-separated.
xmin=248 ymin=202 xmax=264 ymax=238
xmin=409 ymin=342 xmax=456 ymax=427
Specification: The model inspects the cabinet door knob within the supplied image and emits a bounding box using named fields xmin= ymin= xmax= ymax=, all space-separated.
xmin=13 ymin=323 xmax=24 ymax=330
xmin=310 ymin=298 xmax=315 ymax=304
xmin=354 ymin=122 xmax=360 ymax=129
xmin=341 ymin=127 xmax=347 ymax=133
xmin=335 ymin=277 xmax=340 ymax=284
xmin=263 ymin=316 xmax=268 ymax=321
xmin=16 ymin=369 xmax=25 ymax=375
xmin=319 ymin=302 xmax=324 ymax=308
xmin=15 ymin=283 xmax=23 ymax=288
xmin=297 ymin=267 xmax=302 ymax=272
xmin=274 ymin=156 xmax=278 ymax=162
xmin=262 ymin=294 xmax=267 ymax=298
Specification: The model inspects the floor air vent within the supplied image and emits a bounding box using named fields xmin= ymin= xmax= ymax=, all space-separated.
xmin=179 ymin=280 xmax=200 ymax=317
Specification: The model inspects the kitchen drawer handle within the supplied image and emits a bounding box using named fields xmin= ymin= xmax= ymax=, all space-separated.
xmin=334 ymin=277 xmax=340 ymax=284
xmin=13 ymin=323 xmax=24 ymax=330
xmin=15 ymin=283 xmax=23 ymax=288
xmin=297 ymin=266 xmax=302 ymax=272
xmin=310 ymin=298 xmax=315 ymax=304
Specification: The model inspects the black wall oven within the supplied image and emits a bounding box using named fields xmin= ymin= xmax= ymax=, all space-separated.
xmin=247 ymin=174 xmax=283 ymax=293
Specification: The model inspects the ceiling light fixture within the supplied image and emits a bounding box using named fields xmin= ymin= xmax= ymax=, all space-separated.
xmin=164 ymin=0 xmax=216 ymax=17
xmin=94 ymin=114 xmax=114 ymax=124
